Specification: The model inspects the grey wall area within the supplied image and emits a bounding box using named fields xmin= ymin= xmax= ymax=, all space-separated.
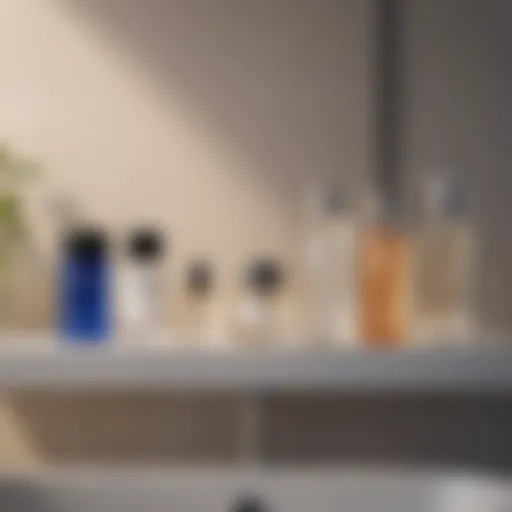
xmin=403 ymin=0 xmax=512 ymax=331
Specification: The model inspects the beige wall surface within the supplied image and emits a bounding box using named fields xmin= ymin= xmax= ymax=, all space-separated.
xmin=0 ymin=0 xmax=372 ymax=467
xmin=0 ymin=0 xmax=372 ymax=335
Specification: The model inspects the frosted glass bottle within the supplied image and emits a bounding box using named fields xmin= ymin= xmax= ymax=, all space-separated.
xmin=415 ymin=178 xmax=475 ymax=343
xmin=305 ymin=186 xmax=358 ymax=346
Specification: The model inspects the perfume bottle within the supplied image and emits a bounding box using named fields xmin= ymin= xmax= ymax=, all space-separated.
xmin=235 ymin=259 xmax=285 ymax=346
xmin=59 ymin=227 xmax=111 ymax=343
xmin=183 ymin=260 xmax=215 ymax=344
xmin=305 ymin=185 xmax=358 ymax=345
xmin=359 ymin=195 xmax=412 ymax=348
xmin=415 ymin=177 xmax=475 ymax=342
xmin=118 ymin=227 xmax=166 ymax=342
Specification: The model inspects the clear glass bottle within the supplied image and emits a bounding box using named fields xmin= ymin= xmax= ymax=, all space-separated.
xmin=359 ymin=194 xmax=412 ymax=348
xmin=234 ymin=259 xmax=284 ymax=346
xmin=118 ymin=227 xmax=166 ymax=343
xmin=183 ymin=260 xmax=215 ymax=345
xmin=304 ymin=185 xmax=358 ymax=346
xmin=415 ymin=176 xmax=475 ymax=342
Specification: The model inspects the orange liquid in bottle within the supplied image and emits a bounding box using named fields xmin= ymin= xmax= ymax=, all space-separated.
xmin=360 ymin=227 xmax=412 ymax=348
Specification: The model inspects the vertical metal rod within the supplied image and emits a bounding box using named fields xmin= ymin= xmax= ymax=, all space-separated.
xmin=375 ymin=0 xmax=405 ymax=205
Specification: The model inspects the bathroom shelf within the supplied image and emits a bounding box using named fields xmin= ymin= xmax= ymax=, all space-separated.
xmin=0 ymin=339 xmax=510 ymax=392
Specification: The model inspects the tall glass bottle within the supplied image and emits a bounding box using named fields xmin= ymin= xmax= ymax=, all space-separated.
xmin=415 ymin=176 xmax=475 ymax=342
xmin=305 ymin=185 xmax=358 ymax=346
xmin=359 ymin=193 xmax=412 ymax=348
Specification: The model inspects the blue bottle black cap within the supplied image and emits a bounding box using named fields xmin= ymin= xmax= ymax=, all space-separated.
xmin=128 ymin=228 xmax=165 ymax=261
xmin=63 ymin=227 xmax=108 ymax=258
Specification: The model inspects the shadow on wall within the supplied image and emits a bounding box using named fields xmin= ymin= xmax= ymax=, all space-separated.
xmin=403 ymin=0 xmax=512 ymax=329
xmin=58 ymin=0 xmax=372 ymax=204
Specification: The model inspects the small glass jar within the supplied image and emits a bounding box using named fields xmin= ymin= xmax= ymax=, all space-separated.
xmin=183 ymin=260 xmax=215 ymax=345
xmin=234 ymin=259 xmax=285 ymax=346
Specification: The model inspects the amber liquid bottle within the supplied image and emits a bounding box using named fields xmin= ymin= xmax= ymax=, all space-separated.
xmin=359 ymin=198 xmax=412 ymax=348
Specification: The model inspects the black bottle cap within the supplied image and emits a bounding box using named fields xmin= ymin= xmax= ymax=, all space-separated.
xmin=246 ymin=258 xmax=284 ymax=295
xmin=321 ymin=186 xmax=347 ymax=215
xmin=186 ymin=261 xmax=214 ymax=295
xmin=128 ymin=228 xmax=165 ymax=261
xmin=231 ymin=494 xmax=269 ymax=512
xmin=444 ymin=182 xmax=466 ymax=218
xmin=63 ymin=227 xmax=108 ymax=258
xmin=382 ymin=198 xmax=402 ymax=226
xmin=373 ymin=190 xmax=408 ymax=230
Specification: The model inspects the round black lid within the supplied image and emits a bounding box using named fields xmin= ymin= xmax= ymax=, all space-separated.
xmin=128 ymin=227 xmax=165 ymax=261
xmin=231 ymin=494 xmax=269 ymax=512
xmin=186 ymin=260 xmax=214 ymax=295
xmin=443 ymin=182 xmax=466 ymax=218
xmin=63 ymin=227 xmax=108 ymax=257
xmin=246 ymin=258 xmax=284 ymax=294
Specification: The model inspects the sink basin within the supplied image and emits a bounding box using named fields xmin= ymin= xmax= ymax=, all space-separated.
xmin=1 ymin=468 xmax=511 ymax=512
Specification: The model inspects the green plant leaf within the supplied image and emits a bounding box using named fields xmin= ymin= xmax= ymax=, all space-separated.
xmin=0 ymin=194 xmax=27 ymax=240
xmin=0 ymin=142 xmax=41 ymax=182
xmin=0 ymin=142 xmax=41 ymax=276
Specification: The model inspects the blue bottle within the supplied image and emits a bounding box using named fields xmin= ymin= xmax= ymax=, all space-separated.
xmin=59 ymin=228 xmax=111 ymax=343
